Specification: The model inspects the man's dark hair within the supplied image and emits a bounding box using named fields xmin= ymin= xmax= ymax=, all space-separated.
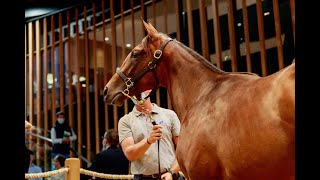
xmin=56 ymin=111 xmax=65 ymax=116
xmin=55 ymin=154 xmax=66 ymax=167
xmin=105 ymin=129 xmax=119 ymax=146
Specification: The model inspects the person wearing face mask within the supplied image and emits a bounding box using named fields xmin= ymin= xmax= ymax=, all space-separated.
xmin=80 ymin=129 xmax=129 ymax=180
xmin=118 ymin=90 xmax=183 ymax=180
xmin=50 ymin=111 xmax=77 ymax=170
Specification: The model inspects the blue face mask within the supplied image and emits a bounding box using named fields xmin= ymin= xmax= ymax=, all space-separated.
xmin=131 ymin=92 xmax=148 ymax=105
xmin=130 ymin=96 xmax=138 ymax=105
xmin=141 ymin=92 xmax=147 ymax=99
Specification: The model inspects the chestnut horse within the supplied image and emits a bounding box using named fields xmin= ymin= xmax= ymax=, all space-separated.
xmin=103 ymin=20 xmax=295 ymax=180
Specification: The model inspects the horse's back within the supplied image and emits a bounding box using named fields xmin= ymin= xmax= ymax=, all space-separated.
xmin=262 ymin=61 xmax=295 ymax=124
xmin=227 ymin=63 xmax=295 ymax=180
xmin=178 ymin=63 xmax=295 ymax=180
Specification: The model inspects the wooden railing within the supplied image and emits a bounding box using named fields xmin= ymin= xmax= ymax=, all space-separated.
xmin=25 ymin=158 xmax=134 ymax=179
xmin=25 ymin=0 xmax=295 ymax=171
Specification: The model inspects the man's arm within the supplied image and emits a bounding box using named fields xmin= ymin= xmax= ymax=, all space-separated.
xmin=121 ymin=124 xmax=162 ymax=161
xmin=69 ymin=128 xmax=77 ymax=141
xmin=50 ymin=128 xmax=63 ymax=144
xmin=170 ymin=135 xmax=180 ymax=172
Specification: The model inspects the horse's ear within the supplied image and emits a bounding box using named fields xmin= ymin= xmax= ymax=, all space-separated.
xmin=141 ymin=18 xmax=158 ymax=40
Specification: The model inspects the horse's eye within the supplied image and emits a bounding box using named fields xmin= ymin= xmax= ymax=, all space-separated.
xmin=131 ymin=52 xmax=139 ymax=59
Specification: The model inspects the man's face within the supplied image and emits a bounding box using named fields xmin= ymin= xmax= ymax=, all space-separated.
xmin=57 ymin=114 xmax=65 ymax=124
xmin=53 ymin=157 xmax=60 ymax=169
xmin=102 ymin=133 xmax=108 ymax=149
xmin=29 ymin=154 xmax=35 ymax=165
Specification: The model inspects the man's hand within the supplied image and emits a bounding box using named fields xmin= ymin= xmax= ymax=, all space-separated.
xmin=161 ymin=172 xmax=173 ymax=180
xmin=147 ymin=124 xmax=162 ymax=144
xmin=62 ymin=137 xmax=70 ymax=144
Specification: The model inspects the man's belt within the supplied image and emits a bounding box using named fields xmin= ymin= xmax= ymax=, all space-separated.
xmin=134 ymin=171 xmax=167 ymax=179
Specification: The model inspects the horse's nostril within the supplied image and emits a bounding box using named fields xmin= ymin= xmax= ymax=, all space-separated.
xmin=103 ymin=87 xmax=108 ymax=97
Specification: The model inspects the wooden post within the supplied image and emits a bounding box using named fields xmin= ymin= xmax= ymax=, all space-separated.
xmin=83 ymin=5 xmax=92 ymax=164
xmin=110 ymin=0 xmax=118 ymax=129
xmin=186 ymin=0 xmax=194 ymax=50
xmin=242 ymin=0 xmax=252 ymax=72
xmin=212 ymin=0 xmax=223 ymax=69
xmin=65 ymin=158 xmax=80 ymax=180
xmin=102 ymin=0 xmax=110 ymax=131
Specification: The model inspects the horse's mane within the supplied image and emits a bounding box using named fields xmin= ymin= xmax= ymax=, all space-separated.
xmin=174 ymin=40 xmax=226 ymax=74
xmin=174 ymin=39 xmax=259 ymax=76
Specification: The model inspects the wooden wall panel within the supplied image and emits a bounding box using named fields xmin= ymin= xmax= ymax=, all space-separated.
xmin=92 ymin=3 xmax=100 ymax=153
xmin=42 ymin=17 xmax=49 ymax=171
xmin=102 ymin=0 xmax=110 ymax=131
xmin=121 ymin=0 xmax=129 ymax=115
xmin=227 ymin=0 xmax=238 ymax=72
xmin=74 ymin=7 xmax=83 ymax=163
xmin=212 ymin=0 xmax=223 ymax=69
xmin=58 ymin=13 xmax=65 ymax=111
xmin=35 ymin=19 xmax=42 ymax=166
xmin=272 ymin=0 xmax=284 ymax=70
xmin=50 ymin=15 xmax=57 ymax=125
xmin=83 ymin=5 xmax=92 ymax=164
xmin=241 ymin=0 xmax=252 ymax=72
xmin=256 ymin=0 xmax=267 ymax=76
xmin=110 ymin=0 xmax=119 ymax=129
xmin=186 ymin=0 xmax=194 ymax=49
xmin=28 ymin=22 xmax=34 ymax=149
xmin=290 ymin=0 xmax=295 ymax=46
xmin=199 ymin=0 xmax=209 ymax=60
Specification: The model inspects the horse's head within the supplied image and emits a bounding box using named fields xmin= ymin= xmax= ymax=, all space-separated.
xmin=103 ymin=19 xmax=173 ymax=106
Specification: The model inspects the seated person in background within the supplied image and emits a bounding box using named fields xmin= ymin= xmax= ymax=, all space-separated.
xmin=25 ymin=120 xmax=32 ymax=175
xmin=28 ymin=150 xmax=43 ymax=180
xmin=25 ymin=145 xmax=31 ymax=175
xmin=80 ymin=129 xmax=130 ymax=180
xmin=48 ymin=154 xmax=66 ymax=180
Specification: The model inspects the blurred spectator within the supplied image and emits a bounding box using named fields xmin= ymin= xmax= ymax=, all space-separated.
xmin=50 ymin=111 xmax=77 ymax=170
xmin=80 ymin=129 xmax=129 ymax=180
xmin=48 ymin=154 xmax=66 ymax=180
xmin=28 ymin=150 xmax=43 ymax=180
xmin=25 ymin=120 xmax=32 ymax=180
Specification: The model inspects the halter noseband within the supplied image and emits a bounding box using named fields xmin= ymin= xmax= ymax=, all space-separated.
xmin=116 ymin=38 xmax=173 ymax=99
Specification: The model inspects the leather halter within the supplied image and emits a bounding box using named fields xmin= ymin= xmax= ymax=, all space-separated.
xmin=116 ymin=38 xmax=173 ymax=99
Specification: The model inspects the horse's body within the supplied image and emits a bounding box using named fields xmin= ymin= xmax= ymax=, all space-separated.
xmin=103 ymin=20 xmax=295 ymax=180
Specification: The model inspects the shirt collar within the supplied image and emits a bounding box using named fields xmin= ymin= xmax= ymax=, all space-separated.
xmin=105 ymin=144 xmax=111 ymax=150
xmin=132 ymin=103 xmax=160 ymax=117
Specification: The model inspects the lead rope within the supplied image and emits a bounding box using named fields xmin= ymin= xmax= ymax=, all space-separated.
xmin=122 ymin=93 xmax=161 ymax=180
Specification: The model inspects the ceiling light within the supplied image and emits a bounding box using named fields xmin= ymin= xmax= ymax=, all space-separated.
xmin=264 ymin=12 xmax=270 ymax=16
xmin=104 ymin=37 xmax=109 ymax=41
xmin=79 ymin=76 xmax=86 ymax=82
xmin=25 ymin=8 xmax=57 ymax=18
xmin=47 ymin=73 xmax=53 ymax=84
xmin=126 ymin=43 xmax=131 ymax=48
xmin=237 ymin=23 xmax=242 ymax=27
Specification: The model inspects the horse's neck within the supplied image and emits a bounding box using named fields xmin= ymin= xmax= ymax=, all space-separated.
xmin=163 ymin=45 xmax=222 ymax=122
